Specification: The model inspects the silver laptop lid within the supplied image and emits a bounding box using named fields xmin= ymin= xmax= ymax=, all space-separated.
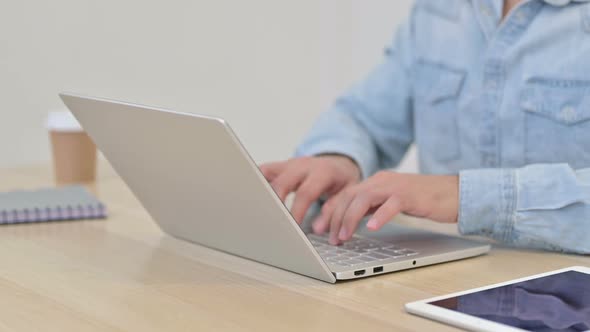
xmin=60 ymin=93 xmax=336 ymax=283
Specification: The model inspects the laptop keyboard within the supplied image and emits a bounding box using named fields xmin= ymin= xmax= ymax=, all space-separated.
xmin=307 ymin=233 xmax=419 ymax=267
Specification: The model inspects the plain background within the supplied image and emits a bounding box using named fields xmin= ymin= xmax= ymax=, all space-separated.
xmin=0 ymin=0 xmax=417 ymax=172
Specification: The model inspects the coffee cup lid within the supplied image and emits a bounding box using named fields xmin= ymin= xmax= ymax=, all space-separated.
xmin=46 ymin=111 xmax=83 ymax=132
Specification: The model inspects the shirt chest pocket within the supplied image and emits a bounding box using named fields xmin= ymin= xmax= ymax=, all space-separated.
xmin=520 ymin=78 xmax=590 ymax=168
xmin=414 ymin=61 xmax=466 ymax=162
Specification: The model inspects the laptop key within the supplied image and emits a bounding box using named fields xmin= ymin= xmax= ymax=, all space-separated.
xmin=335 ymin=262 xmax=352 ymax=267
xmin=315 ymin=248 xmax=332 ymax=255
xmin=332 ymin=249 xmax=350 ymax=255
xmin=339 ymin=259 xmax=365 ymax=266
xmin=331 ymin=259 xmax=348 ymax=265
xmin=321 ymin=252 xmax=340 ymax=259
xmin=340 ymin=252 xmax=361 ymax=258
xmin=341 ymin=243 xmax=359 ymax=250
xmin=374 ymin=248 xmax=402 ymax=256
xmin=399 ymin=249 xmax=418 ymax=256
xmin=307 ymin=235 xmax=330 ymax=245
xmin=365 ymin=252 xmax=391 ymax=260
xmin=356 ymin=256 xmax=377 ymax=262
xmin=353 ymin=243 xmax=374 ymax=250
xmin=321 ymin=246 xmax=340 ymax=253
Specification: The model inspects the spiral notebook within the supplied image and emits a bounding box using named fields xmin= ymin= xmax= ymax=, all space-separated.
xmin=0 ymin=186 xmax=107 ymax=224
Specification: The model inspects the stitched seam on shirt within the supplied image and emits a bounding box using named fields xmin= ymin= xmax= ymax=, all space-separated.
xmin=582 ymin=5 xmax=590 ymax=33
xmin=527 ymin=77 xmax=590 ymax=88
xmin=458 ymin=171 xmax=468 ymax=233
xmin=498 ymin=170 xmax=506 ymax=241
xmin=514 ymin=168 xmax=520 ymax=214
xmin=495 ymin=69 xmax=507 ymax=167
xmin=419 ymin=0 xmax=459 ymax=21
xmin=502 ymin=170 xmax=516 ymax=242
xmin=523 ymin=92 xmax=532 ymax=165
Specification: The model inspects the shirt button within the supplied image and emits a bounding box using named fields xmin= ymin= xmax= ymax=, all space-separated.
xmin=480 ymin=4 xmax=493 ymax=16
xmin=560 ymin=106 xmax=576 ymax=122
xmin=514 ymin=11 xmax=527 ymax=24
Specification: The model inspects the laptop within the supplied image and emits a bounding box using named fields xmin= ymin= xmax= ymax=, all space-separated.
xmin=60 ymin=93 xmax=491 ymax=283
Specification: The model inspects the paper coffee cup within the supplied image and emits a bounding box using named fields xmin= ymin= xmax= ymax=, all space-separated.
xmin=47 ymin=111 xmax=97 ymax=185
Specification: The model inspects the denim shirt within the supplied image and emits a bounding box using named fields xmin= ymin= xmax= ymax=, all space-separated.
xmin=296 ymin=0 xmax=590 ymax=254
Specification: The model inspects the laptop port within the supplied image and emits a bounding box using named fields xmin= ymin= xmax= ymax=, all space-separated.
xmin=373 ymin=266 xmax=383 ymax=273
xmin=354 ymin=269 xmax=366 ymax=276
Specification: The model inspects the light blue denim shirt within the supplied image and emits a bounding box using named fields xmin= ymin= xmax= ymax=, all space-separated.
xmin=296 ymin=0 xmax=590 ymax=254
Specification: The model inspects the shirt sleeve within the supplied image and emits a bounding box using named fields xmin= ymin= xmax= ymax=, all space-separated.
xmin=295 ymin=11 xmax=416 ymax=179
xmin=458 ymin=163 xmax=590 ymax=254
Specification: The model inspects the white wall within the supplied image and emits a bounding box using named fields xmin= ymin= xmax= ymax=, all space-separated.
xmin=0 ymin=0 xmax=416 ymax=171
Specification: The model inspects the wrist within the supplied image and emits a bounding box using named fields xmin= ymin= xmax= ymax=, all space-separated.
xmin=432 ymin=175 xmax=460 ymax=223
xmin=317 ymin=153 xmax=361 ymax=181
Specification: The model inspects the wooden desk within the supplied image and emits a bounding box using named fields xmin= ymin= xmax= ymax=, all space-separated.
xmin=1 ymin=164 xmax=588 ymax=331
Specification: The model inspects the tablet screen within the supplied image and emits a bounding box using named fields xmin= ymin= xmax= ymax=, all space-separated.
xmin=430 ymin=271 xmax=590 ymax=332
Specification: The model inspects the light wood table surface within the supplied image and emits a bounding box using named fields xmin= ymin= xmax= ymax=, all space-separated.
xmin=1 ymin=163 xmax=588 ymax=332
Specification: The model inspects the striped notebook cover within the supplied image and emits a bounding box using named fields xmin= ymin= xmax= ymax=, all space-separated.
xmin=0 ymin=186 xmax=107 ymax=224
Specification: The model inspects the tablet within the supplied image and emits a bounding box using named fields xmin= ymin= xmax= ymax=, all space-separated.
xmin=405 ymin=266 xmax=590 ymax=332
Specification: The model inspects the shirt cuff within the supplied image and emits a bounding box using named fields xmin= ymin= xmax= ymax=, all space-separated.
xmin=458 ymin=168 xmax=517 ymax=242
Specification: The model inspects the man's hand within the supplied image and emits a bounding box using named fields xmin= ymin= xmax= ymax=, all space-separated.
xmin=313 ymin=171 xmax=459 ymax=245
xmin=260 ymin=155 xmax=361 ymax=223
